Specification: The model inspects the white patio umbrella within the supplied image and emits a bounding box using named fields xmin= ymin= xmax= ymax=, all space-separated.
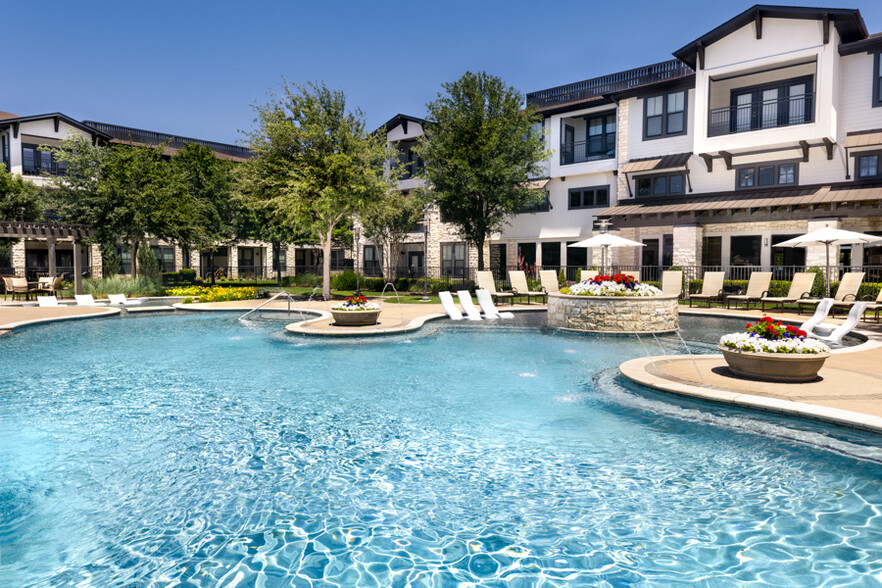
xmin=568 ymin=232 xmax=644 ymax=277
xmin=774 ymin=227 xmax=882 ymax=297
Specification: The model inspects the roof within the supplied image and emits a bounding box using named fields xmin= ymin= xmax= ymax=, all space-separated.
xmin=378 ymin=113 xmax=426 ymax=136
xmin=82 ymin=121 xmax=252 ymax=161
xmin=674 ymin=5 xmax=868 ymax=69
xmin=844 ymin=129 xmax=882 ymax=149
xmin=0 ymin=220 xmax=95 ymax=240
xmin=597 ymin=182 xmax=882 ymax=217
xmin=0 ymin=111 xmax=20 ymax=120
xmin=840 ymin=31 xmax=882 ymax=55
xmin=526 ymin=60 xmax=694 ymax=114
xmin=0 ymin=113 xmax=112 ymax=139
xmin=622 ymin=153 xmax=692 ymax=174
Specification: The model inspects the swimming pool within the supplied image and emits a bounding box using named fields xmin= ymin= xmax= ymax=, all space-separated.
xmin=1 ymin=313 xmax=880 ymax=586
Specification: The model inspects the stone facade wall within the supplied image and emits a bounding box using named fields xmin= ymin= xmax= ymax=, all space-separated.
xmin=90 ymin=244 xmax=103 ymax=278
xmin=11 ymin=240 xmax=25 ymax=272
xmin=547 ymin=293 xmax=679 ymax=333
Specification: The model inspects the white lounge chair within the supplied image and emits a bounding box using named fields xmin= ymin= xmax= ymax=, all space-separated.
xmin=799 ymin=297 xmax=834 ymax=336
xmin=797 ymin=272 xmax=864 ymax=315
xmin=760 ymin=272 xmax=816 ymax=311
xmin=36 ymin=295 xmax=62 ymax=307
xmin=108 ymin=294 xmax=143 ymax=306
xmin=476 ymin=289 xmax=514 ymax=319
xmin=580 ymin=269 xmax=598 ymax=282
xmin=438 ymin=291 xmax=463 ymax=320
xmin=661 ymin=270 xmax=683 ymax=298
xmin=688 ymin=271 xmax=725 ymax=308
xmin=456 ymin=290 xmax=483 ymax=321
xmin=476 ymin=271 xmax=514 ymax=305
xmin=816 ymin=302 xmax=867 ymax=345
xmin=509 ymin=271 xmax=547 ymax=304
xmin=538 ymin=270 xmax=560 ymax=295
xmin=75 ymin=294 xmax=108 ymax=307
xmin=726 ymin=272 xmax=772 ymax=310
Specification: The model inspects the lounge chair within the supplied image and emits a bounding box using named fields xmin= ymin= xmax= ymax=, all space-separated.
xmin=475 ymin=271 xmax=514 ymax=305
xmin=661 ymin=270 xmax=683 ymax=298
xmin=475 ymin=289 xmax=514 ymax=319
xmin=688 ymin=271 xmax=725 ymax=308
xmin=816 ymin=302 xmax=867 ymax=345
xmin=438 ymin=291 xmax=463 ymax=320
xmin=799 ymin=298 xmax=834 ymax=336
xmin=509 ymin=270 xmax=546 ymax=304
xmin=36 ymin=295 xmax=65 ymax=307
xmin=797 ymin=272 xmax=864 ymax=315
xmin=75 ymin=294 xmax=108 ymax=307
xmin=456 ymin=290 xmax=483 ymax=321
xmin=538 ymin=270 xmax=560 ymax=295
xmin=861 ymin=288 xmax=882 ymax=322
xmin=580 ymin=269 xmax=598 ymax=282
xmin=108 ymin=294 xmax=144 ymax=306
xmin=760 ymin=272 xmax=816 ymax=311
xmin=726 ymin=272 xmax=772 ymax=310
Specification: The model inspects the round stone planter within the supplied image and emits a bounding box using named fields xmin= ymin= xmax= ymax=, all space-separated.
xmin=330 ymin=309 xmax=381 ymax=327
xmin=547 ymin=292 xmax=679 ymax=334
xmin=718 ymin=345 xmax=830 ymax=383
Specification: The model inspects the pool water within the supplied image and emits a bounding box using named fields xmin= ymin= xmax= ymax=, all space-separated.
xmin=1 ymin=313 xmax=880 ymax=586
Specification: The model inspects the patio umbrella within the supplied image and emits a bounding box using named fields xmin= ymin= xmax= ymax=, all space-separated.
xmin=774 ymin=227 xmax=882 ymax=297
xmin=568 ymin=233 xmax=644 ymax=277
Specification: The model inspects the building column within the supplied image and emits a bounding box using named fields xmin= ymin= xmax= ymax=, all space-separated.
xmin=229 ymin=245 xmax=238 ymax=279
xmin=174 ymin=244 xmax=184 ymax=272
xmin=90 ymin=243 xmax=103 ymax=278
xmin=73 ymin=240 xmax=83 ymax=295
xmin=672 ymin=224 xmax=703 ymax=268
xmin=11 ymin=239 xmax=25 ymax=276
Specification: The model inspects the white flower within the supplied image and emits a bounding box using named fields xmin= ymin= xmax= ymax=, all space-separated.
xmin=567 ymin=280 xmax=663 ymax=297
xmin=331 ymin=302 xmax=380 ymax=311
xmin=719 ymin=332 xmax=829 ymax=354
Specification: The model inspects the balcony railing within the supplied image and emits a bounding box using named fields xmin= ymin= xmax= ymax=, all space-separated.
xmin=527 ymin=60 xmax=693 ymax=110
xmin=708 ymin=93 xmax=814 ymax=137
xmin=560 ymin=140 xmax=615 ymax=165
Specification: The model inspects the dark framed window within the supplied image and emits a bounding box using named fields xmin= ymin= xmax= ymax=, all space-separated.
xmin=772 ymin=234 xmax=806 ymax=266
xmin=584 ymin=111 xmax=616 ymax=160
xmin=330 ymin=249 xmax=347 ymax=270
xmin=874 ymin=53 xmax=882 ymax=108
xmin=541 ymin=242 xmax=561 ymax=267
xmin=730 ymin=235 xmax=762 ymax=266
xmin=363 ymin=245 xmax=380 ymax=276
xmin=151 ymin=246 xmax=176 ymax=273
xmin=735 ymin=161 xmax=799 ymax=189
xmin=272 ymin=246 xmax=285 ymax=272
xmin=729 ymin=76 xmax=813 ymax=133
xmin=635 ymin=172 xmax=685 ymax=197
xmin=21 ymin=143 xmax=67 ymax=176
xmin=517 ymin=191 xmax=550 ymax=213
xmin=568 ymin=185 xmax=609 ymax=209
xmin=644 ymin=90 xmax=687 ymax=139
xmin=857 ymin=153 xmax=880 ymax=179
xmin=441 ymin=241 xmax=467 ymax=277
xmin=702 ymin=236 xmax=722 ymax=266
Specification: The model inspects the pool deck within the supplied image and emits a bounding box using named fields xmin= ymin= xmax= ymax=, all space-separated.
xmin=2 ymin=297 xmax=882 ymax=433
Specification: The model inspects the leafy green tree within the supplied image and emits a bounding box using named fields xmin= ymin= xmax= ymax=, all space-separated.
xmin=360 ymin=190 xmax=427 ymax=279
xmin=240 ymin=81 xmax=395 ymax=298
xmin=47 ymin=133 xmax=193 ymax=276
xmin=415 ymin=71 xmax=549 ymax=270
xmin=0 ymin=163 xmax=43 ymax=221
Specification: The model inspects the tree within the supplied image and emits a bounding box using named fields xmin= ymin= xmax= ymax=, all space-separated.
xmin=415 ymin=71 xmax=549 ymax=270
xmin=240 ymin=81 xmax=395 ymax=299
xmin=48 ymin=133 xmax=193 ymax=276
xmin=0 ymin=163 xmax=43 ymax=221
xmin=359 ymin=189 xmax=427 ymax=279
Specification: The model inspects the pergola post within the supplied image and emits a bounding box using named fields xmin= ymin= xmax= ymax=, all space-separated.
xmin=73 ymin=240 xmax=83 ymax=295
xmin=48 ymin=237 xmax=57 ymax=277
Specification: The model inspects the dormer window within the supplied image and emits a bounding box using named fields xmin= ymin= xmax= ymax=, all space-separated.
xmin=644 ymin=91 xmax=686 ymax=140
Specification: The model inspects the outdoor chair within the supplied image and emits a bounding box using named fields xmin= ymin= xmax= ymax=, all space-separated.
xmin=726 ymin=272 xmax=772 ymax=310
xmin=509 ymin=270 xmax=546 ymax=304
xmin=799 ymin=298 xmax=834 ymax=337
xmin=455 ymin=290 xmax=483 ymax=320
xmin=5 ymin=277 xmax=33 ymax=301
xmin=661 ymin=270 xmax=683 ymax=298
xmin=580 ymin=269 xmax=598 ymax=282
xmin=797 ymin=272 xmax=864 ymax=315
xmin=538 ymin=270 xmax=560 ymax=295
xmin=37 ymin=276 xmax=63 ymax=297
xmin=75 ymin=294 xmax=108 ymax=307
xmin=860 ymin=288 xmax=882 ymax=322
xmin=438 ymin=291 xmax=463 ymax=320
xmin=760 ymin=272 xmax=816 ymax=311
xmin=688 ymin=271 xmax=725 ymax=308
xmin=475 ymin=271 xmax=514 ymax=305
xmin=476 ymin=289 xmax=514 ymax=319
xmin=816 ymin=302 xmax=867 ymax=346
xmin=108 ymin=294 xmax=144 ymax=306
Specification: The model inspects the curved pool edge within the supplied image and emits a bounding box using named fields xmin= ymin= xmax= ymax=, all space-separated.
xmin=620 ymin=355 xmax=882 ymax=434
xmin=0 ymin=306 xmax=122 ymax=336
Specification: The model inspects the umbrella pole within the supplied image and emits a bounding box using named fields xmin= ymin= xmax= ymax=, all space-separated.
xmin=825 ymin=243 xmax=831 ymax=298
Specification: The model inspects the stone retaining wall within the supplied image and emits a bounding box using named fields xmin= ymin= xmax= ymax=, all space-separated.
xmin=547 ymin=293 xmax=679 ymax=334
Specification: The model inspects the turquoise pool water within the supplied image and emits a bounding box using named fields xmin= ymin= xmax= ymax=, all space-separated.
xmin=1 ymin=313 xmax=881 ymax=586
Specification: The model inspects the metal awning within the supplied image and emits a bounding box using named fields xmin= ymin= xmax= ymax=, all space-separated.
xmin=524 ymin=179 xmax=550 ymax=190
xmin=622 ymin=152 xmax=692 ymax=174
xmin=844 ymin=131 xmax=882 ymax=149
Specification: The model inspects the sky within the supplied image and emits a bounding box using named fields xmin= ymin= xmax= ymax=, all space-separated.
xmin=4 ymin=0 xmax=882 ymax=145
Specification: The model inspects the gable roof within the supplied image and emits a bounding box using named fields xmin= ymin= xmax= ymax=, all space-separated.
xmin=674 ymin=5 xmax=868 ymax=69
xmin=0 ymin=112 xmax=112 ymax=139
xmin=378 ymin=113 xmax=426 ymax=136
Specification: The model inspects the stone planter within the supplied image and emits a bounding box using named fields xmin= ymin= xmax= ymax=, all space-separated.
xmin=330 ymin=309 xmax=381 ymax=326
xmin=547 ymin=293 xmax=679 ymax=334
xmin=718 ymin=345 xmax=830 ymax=383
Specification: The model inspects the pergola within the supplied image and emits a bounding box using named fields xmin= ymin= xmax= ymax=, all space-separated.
xmin=0 ymin=221 xmax=96 ymax=294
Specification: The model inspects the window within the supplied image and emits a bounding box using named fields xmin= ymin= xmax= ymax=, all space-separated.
xmin=441 ymin=242 xmax=467 ymax=277
xmin=772 ymin=234 xmax=806 ymax=267
xmin=735 ymin=161 xmax=798 ymax=189
xmin=585 ymin=112 xmax=616 ymax=160
xmin=730 ymin=236 xmax=762 ymax=266
xmin=151 ymin=246 xmax=176 ymax=273
xmin=517 ymin=191 xmax=550 ymax=213
xmin=568 ymin=185 xmax=609 ymax=209
xmin=635 ymin=173 xmax=685 ymax=197
xmin=729 ymin=76 xmax=813 ymax=133
xmin=644 ymin=90 xmax=687 ymax=139
xmin=702 ymin=237 xmax=722 ymax=266
xmin=330 ymin=249 xmax=347 ymax=270
xmin=857 ymin=154 xmax=880 ymax=179
xmin=874 ymin=53 xmax=882 ymax=108
xmin=272 ymin=246 xmax=286 ymax=272
xmin=21 ymin=143 xmax=66 ymax=176
xmin=566 ymin=241 xmax=587 ymax=268
xmin=541 ymin=242 xmax=561 ymax=268
xmin=363 ymin=245 xmax=380 ymax=276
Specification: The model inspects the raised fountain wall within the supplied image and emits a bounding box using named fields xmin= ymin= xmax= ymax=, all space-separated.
xmin=547 ymin=293 xmax=679 ymax=334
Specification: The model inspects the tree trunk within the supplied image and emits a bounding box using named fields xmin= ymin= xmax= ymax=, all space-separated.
xmin=476 ymin=237 xmax=485 ymax=271
xmin=273 ymin=241 xmax=282 ymax=285
xmin=209 ymin=250 xmax=216 ymax=285
xmin=321 ymin=228 xmax=333 ymax=300
xmin=131 ymin=239 xmax=139 ymax=278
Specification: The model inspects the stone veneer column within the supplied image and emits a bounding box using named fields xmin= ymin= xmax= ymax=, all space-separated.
xmin=615 ymin=99 xmax=630 ymax=203
xmin=11 ymin=239 xmax=25 ymax=274
xmin=174 ymin=245 xmax=184 ymax=272
xmin=90 ymin=243 xmax=103 ymax=278
xmin=672 ymin=224 xmax=703 ymax=267
xmin=610 ymin=228 xmax=639 ymax=267
xmin=806 ymin=217 xmax=838 ymax=281
xmin=229 ymin=245 xmax=238 ymax=279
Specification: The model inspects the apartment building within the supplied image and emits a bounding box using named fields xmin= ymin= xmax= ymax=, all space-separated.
xmin=516 ymin=5 xmax=882 ymax=281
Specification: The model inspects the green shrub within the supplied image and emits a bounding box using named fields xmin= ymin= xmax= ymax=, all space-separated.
xmin=558 ymin=268 xmax=566 ymax=285
xmin=137 ymin=246 xmax=161 ymax=282
xmin=102 ymin=253 xmax=122 ymax=277
xmin=330 ymin=270 xmax=359 ymax=290
xmin=806 ymin=267 xmax=825 ymax=297
xmin=84 ymin=276 xmax=163 ymax=298
xmin=161 ymin=269 xmax=198 ymax=286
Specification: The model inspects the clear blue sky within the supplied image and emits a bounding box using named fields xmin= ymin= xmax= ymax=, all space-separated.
xmin=4 ymin=1 xmax=881 ymax=145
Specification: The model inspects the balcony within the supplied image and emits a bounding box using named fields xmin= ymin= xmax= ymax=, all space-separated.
xmin=708 ymin=92 xmax=814 ymax=137
xmin=560 ymin=140 xmax=615 ymax=165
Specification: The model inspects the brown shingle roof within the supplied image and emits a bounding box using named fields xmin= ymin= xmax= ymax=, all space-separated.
xmin=0 ymin=110 xmax=20 ymax=120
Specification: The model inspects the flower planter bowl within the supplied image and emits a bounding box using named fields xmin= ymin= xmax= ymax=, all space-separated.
xmin=718 ymin=345 xmax=830 ymax=383
xmin=330 ymin=309 xmax=381 ymax=327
